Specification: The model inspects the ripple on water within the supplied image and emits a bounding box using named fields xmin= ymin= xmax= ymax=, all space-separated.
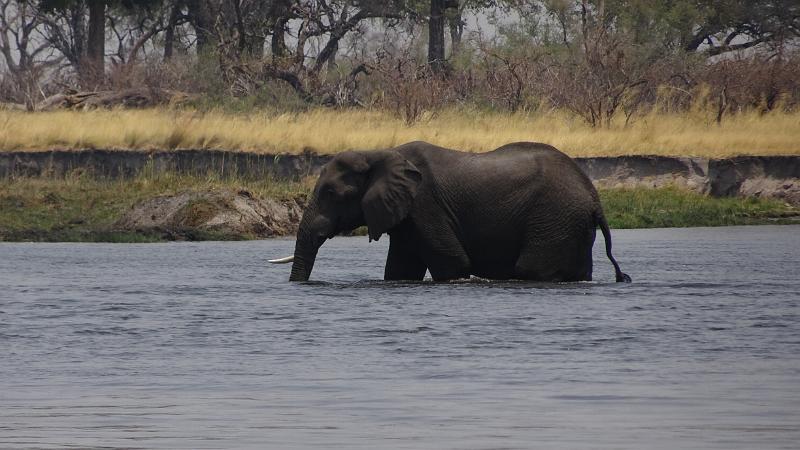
xmin=1 ymin=226 xmax=799 ymax=449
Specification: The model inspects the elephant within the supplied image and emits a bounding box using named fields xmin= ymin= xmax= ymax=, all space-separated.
xmin=270 ymin=141 xmax=630 ymax=283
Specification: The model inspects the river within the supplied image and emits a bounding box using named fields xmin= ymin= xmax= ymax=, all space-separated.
xmin=1 ymin=225 xmax=799 ymax=449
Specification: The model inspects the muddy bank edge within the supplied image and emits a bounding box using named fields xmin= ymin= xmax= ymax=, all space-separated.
xmin=2 ymin=150 xmax=799 ymax=205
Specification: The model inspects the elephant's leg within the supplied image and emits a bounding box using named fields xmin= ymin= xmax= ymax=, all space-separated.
xmin=385 ymin=225 xmax=470 ymax=281
xmin=515 ymin=225 xmax=594 ymax=282
xmin=426 ymin=255 xmax=471 ymax=281
xmin=564 ymin=226 xmax=596 ymax=281
xmin=385 ymin=235 xmax=427 ymax=281
xmin=579 ymin=227 xmax=596 ymax=281
xmin=514 ymin=245 xmax=560 ymax=281
xmin=400 ymin=214 xmax=471 ymax=281
xmin=421 ymin=235 xmax=471 ymax=281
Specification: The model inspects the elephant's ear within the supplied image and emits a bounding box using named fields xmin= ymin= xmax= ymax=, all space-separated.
xmin=362 ymin=152 xmax=422 ymax=241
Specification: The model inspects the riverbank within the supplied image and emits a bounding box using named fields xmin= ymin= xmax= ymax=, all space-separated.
xmin=3 ymin=150 xmax=799 ymax=205
xmin=0 ymin=175 xmax=310 ymax=242
xmin=1 ymin=175 xmax=797 ymax=242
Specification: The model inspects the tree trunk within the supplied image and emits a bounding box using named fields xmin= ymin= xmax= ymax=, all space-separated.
xmin=163 ymin=2 xmax=181 ymax=60
xmin=247 ymin=36 xmax=265 ymax=58
xmin=271 ymin=17 xmax=288 ymax=60
xmin=69 ymin=3 xmax=86 ymax=68
xmin=428 ymin=0 xmax=446 ymax=71
xmin=325 ymin=40 xmax=338 ymax=73
xmin=186 ymin=0 xmax=215 ymax=54
xmin=269 ymin=0 xmax=291 ymax=61
xmin=447 ymin=6 xmax=463 ymax=54
xmin=85 ymin=0 xmax=105 ymax=84
xmin=314 ymin=34 xmax=341 ymax=74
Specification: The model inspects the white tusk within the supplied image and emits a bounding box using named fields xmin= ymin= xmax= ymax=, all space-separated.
xmin=268 ymin=255 xmax=294 ymax=264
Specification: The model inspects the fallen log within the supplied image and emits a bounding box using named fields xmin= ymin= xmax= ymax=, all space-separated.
xmin=0 ymin=101 xmax=28 ymax=111
xmin=32 ymin=88 xmax=193 ymax=111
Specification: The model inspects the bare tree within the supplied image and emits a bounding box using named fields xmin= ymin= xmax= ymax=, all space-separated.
xmin=36 ymin=0 xmax=109 ymax=85
xmin=0 ymin=0 xmax=63 ymax=108
xmin=216 ymin=0 xmax=404 ymax=101
xmin=106 ymin=0 xmax=183 ymax=65
xmin=535 ymin=0 xmax=651 ymax=126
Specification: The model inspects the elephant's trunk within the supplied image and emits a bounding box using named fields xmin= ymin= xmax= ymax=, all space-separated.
xmin=289 ymin=251 xmax=317 ymax=281
xmin=289 ymin=200 xmax=330 ymax=282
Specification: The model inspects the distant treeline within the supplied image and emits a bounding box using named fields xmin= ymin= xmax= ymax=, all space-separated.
xmin=1 ymin=0 xmax=799 ymax=125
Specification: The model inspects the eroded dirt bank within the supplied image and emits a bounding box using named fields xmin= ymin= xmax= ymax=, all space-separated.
xmin=114 ymin=189 xmax=305 ymax=240
xmin=2 ymin=150 xmax=799 ymax=205
xmin=579 ymin=156 xmax=800 ymax=205
xmin=3 ymin=151 xmax=799 ymax=240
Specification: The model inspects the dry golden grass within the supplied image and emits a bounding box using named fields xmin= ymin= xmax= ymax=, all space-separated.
xmin=1 ymin=107 xmax=798 ymax=157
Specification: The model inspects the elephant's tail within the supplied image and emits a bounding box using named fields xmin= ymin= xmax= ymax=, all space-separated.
xmin=595 ymin=211 xmax=632 ymax=283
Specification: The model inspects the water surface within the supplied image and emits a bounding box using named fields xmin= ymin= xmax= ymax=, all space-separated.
xmin=1 ymin=226 xmax=799 ymax=449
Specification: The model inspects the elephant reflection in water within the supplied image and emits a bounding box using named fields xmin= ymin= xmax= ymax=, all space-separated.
xmin=271 ymin=141 xmax=630 ymax=283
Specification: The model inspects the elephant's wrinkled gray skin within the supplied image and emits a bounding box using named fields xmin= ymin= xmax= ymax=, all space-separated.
xmin=285 ymin=141 xmax=630 ymax=283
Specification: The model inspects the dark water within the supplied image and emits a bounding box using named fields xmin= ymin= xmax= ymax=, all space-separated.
xmin=1 ymin=226 xmax=799 ymax=450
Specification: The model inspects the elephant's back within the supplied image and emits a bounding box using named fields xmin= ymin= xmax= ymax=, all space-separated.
xmin=474 ymin=142 xmax=597 ymax=221
xmin=484 ymin=142 xmax=587 ymax=177
xmin=397 ymin=140 xmax=598 ymax=216
xmin=472 ymin=142 xmax=595 ymax=196
xmin=457 ymin=142 xmax=596 ymax=224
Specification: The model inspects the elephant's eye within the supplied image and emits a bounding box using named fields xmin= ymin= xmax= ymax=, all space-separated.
xmin=338 ymin=185 xmax=358 ymax=198
xmin=319 ymin=182 xmax=355 ymax=201
xmin=321 ymin=185 xmax=343 ymax=201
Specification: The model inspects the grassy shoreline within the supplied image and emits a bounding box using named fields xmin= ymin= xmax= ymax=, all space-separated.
xmin=0 ymin=174 xmax=311 ymax=242
xmin=1 ymin=176 xmax=797 ymax=242
xmin=2 ymin=108 xmax=800 ymax=157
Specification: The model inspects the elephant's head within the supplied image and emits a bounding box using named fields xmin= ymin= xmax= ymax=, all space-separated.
xmin=272 ymin=150 xmax=421 ymax=281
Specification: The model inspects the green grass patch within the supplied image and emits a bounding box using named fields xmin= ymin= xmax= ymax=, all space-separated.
xmin=0 ymin=177 xmax=797 ymax=242
xmin=0 ymin=172 xmax=311 ymax=242
xmin=600 ymin=187 xmax=800 ymax=228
